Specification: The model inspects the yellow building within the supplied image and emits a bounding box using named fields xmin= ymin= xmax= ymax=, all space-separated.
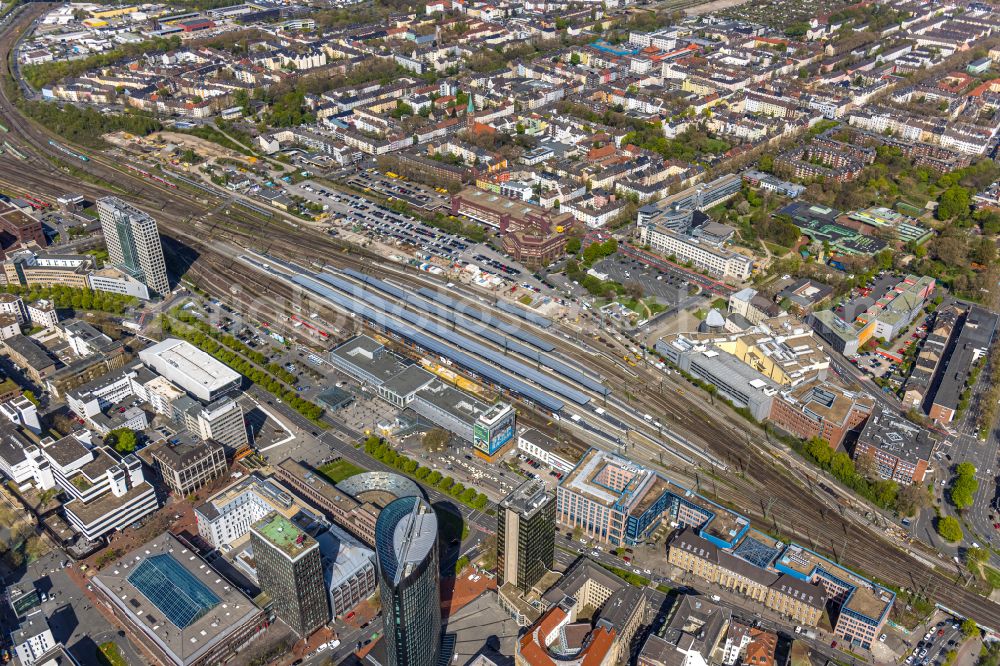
xmin=89 ymin=6 xmax=138 ymax=19
xmin=668 ymin=528 xmax=826 ymax=628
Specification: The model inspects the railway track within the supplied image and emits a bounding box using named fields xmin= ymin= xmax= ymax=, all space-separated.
xmin=0 ymin=4 xmax=998 ymax=628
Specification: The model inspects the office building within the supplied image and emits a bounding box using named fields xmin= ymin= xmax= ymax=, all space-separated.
xmin=498 ymin=480 xmax=555 ymax=592
xmin=376 ymin=496 xmax=440 ymax=666
xmin=655 ymin=336 xmax=779 ymax=421
xmin=556 ymin=448 xmax=750 ymax=548
xmin=96 ymin=197 xmax=169 ymax=295
xmin=314 ymin=523 xmax=377 ymax=618
xmin=92 ymin=533 xmax=266 ymax=666
xmin=250 ymin=511 xmax=330 ymax=637
xmin=853 ymin=405 xmax=934 ymax=484
xmin=145 ymin=435 xmax=227 ymax=497
xmin=667 ymin=528 xmax=827 ymax=628
xmin=638 ymin=595 xmax=731 ymax=666
xmin=12 ymin=610 xmax=55 ymax=666
xmin=139 ymin=338 xmax=242 ymax=402
xmin=0 ymin=200 xmax=45 ymax=251
xmin=769 ymin=378 xmax=874 ymax=448
xmin=774 ymin=544 xmax=894 ymax=650
xmin=639 ymin=223 xmax=753 ymax=281
xmin=3 ymin=335 xmax=56 ymax=384
xmin=0 ymin=422 xmax=53 ymax=491
xmin=515 ymin=429 xmax=577 ymax=473
xmin=274 ymin=458 xmax=380 ymax=545
xmin=519 ymin=559 xmax=647 ymax=666
xmin=176 ymin=396 xmax=249 ymax=452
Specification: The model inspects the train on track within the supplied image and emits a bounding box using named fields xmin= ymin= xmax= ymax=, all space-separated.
xmin=3 ymin=141 xmax=25 ymax=160
xmin=23 ymin=195 xmax=50 ymax=210
xmin=123 ymin=163 xmax=177 ymax=188
xmin=47 ymin=140 xmax=88 ymax=162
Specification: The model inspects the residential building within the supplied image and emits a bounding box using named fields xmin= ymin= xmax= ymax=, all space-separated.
xmin=376 ymin=496 xmax=440 ymax=666
xmin=498 ymin=479 xmax=555 ymax=592
xmin=145 ymin=436 xmax=227 ymax=496
xmin=96 ymin=197 xmax=169 ymax=296
xmin=853 ymin=405 xmax=935 ymax=484
xmin=250 ymin=511 xmax=330 ymax=637
xmin=927 ymin=305 xmax=998 ymax=424
xmin=901 ymin=305 xmax=961 ymax=411
xmin=91 ymin=533 xmax=266 ymax=666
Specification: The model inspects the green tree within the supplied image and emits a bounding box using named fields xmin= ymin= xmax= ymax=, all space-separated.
xmin=961 ymin=618 xmax=979 ymax=637
xmin=936 ymin=516 xmax=963 ymax=542
xmin=105 ymin=428 xmax=137 ymax=454
xmin=936 ymin=185 xmax=971 ymax=220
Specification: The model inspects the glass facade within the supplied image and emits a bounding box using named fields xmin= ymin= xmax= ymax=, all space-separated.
xmin=376 ymin=497 xmax=440 ymax=666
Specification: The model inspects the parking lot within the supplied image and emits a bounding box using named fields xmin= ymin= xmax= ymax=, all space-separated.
xmin=905 ymin=616 xmax=964 ymax=665
xmin=592 ymin=256 xmax=691 ymax=305
xmin=287 ymin=180 xmax=551 ymax=292
xmin=346 ymin=169 xmax=451 ymax=211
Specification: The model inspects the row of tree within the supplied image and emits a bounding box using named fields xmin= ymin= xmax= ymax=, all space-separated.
xmin=2 ymin=284 xmax=137 ymax=315
xmin=363 ymin=436 xmax=490 ymax=511
xmin=161 ymin=316 xmax=324 ymax=423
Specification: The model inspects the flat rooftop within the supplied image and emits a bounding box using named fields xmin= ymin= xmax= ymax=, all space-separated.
xmin=64 ymin=479 xmax=154 ymax=524
xmin=196 ymin=473 xmax=298 ymax=523
xmin=858 ymin=405 xmax=935 ymax=464
xmin=500 ymin=479 xmax=553 ymax=520
xmin=251 ymin=511 xmax=318 ymax=560
xmin=139 ymin=338 xmax=241 ymax=395
xmin=92 ymin=532 xmax=262 ymax=666
xmin=776 ymin=544 xmax=893 ymax=622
